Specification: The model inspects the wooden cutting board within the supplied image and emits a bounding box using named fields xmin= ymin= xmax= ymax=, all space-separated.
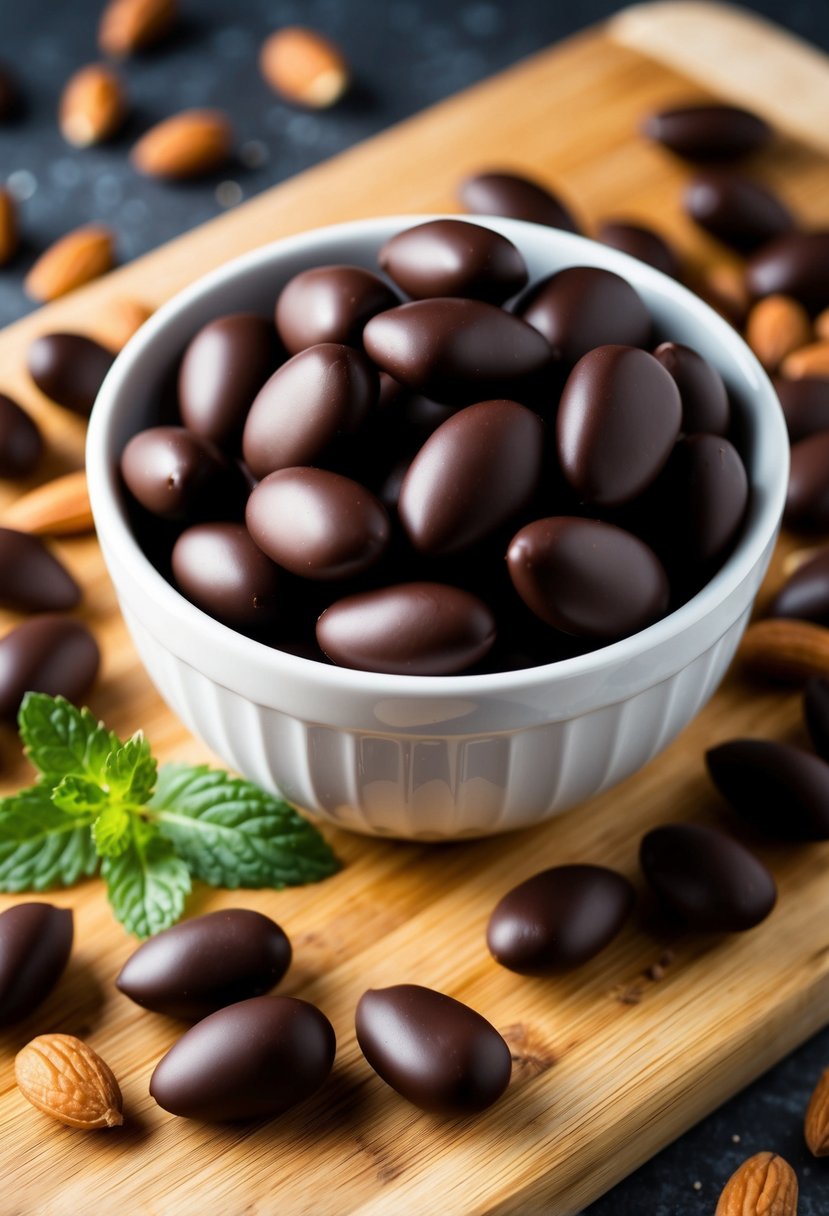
xmin=1 ymin=4 xmax=828 ymax=1213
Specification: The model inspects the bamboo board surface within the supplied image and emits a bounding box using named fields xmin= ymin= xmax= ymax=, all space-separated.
xmin=0 ymin=4 xmax=828 ymax=1214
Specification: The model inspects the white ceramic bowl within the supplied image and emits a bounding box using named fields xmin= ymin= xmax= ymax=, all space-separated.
xmin=87 ymin=216 xmax=788 ymax=840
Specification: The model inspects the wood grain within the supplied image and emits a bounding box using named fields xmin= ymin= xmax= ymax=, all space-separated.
xmin=0 ymin=5 xmax=827 ymax=1215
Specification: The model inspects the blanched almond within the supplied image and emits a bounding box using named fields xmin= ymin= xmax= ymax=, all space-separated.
xmin=131 ymin=109 xmax=232 ymax=179
xmin=24 ymin=225 xmax=114 ymax=302
xmin=260 ymin=27 xmax=349 ymax=108
xmin=60 ymin=64 xmax=127 ymax=147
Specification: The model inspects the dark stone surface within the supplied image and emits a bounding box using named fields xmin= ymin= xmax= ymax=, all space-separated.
xmin=1 ymin=0 xmax=828 ymax=1209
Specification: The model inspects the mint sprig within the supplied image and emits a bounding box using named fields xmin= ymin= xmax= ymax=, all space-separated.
xmin=0 ymin=693 xmax=340 ymax=937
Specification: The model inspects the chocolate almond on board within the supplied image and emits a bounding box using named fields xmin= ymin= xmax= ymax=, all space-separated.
xmin=117 ymin=909 xmax=292 ymax=1020
xmin=171 ymin=523 xmax=281 ymax=629
xmin=27 ymin=333 xmax=114 ymax=417
xmin=652 ymin=342 xmax=730 ymax=436
xmin=458 ymin=170 xmax=581 ymax=233
xmin=517 ymin=266 xmax=652 ymax=364
xmin=683 ymin=171 xmax=795 ymax=254
xmin=746 ymin=231 xmax=829 ymax=314
xmin=642 ymin=103 xmax=772 ymax=162
xmin=595 ymin=220 xmax=681 ymax=279
xmin=398 ymin=399 xmax=544 ymax=555
xmin=556 ymin=345 xmax=681 ymax=506
xmin=275 ymin=264 xmax=398 ymax=355
xmin=786 ymin=431 xmax=829 ymax=530
xmin=355 ymin=984 xmax=512 ymax=1114
xmin=0 ymin=904 xmax=73 ymax=1024
xmin=178 ymin=314 xmax=281 ymax=446
xmin=121 ymin=426 xmax=245 ymax=522
xmin=768 ymin=549 xmax=829 ymax=625
xmin=706 ymin=739 xmax=829 ymax=840
xmin=640 ymin=823 xmax=776 ymax=932
xmin=0 ymin=528 xmax=80 ymax=613
xmin=0 ymin=393 xmax=42 ymax=478
xmin=378 ymin=219 xmax=528 ymax=304
xmin=150 ymin=995 xmax=335 ymax=1120
xmin=0 ymin=615 xmax=99 ymax=719
xmin=487 ymin=865 xmax=635 ymax=975
xmin=774 ymin=377 xmax=829 ymax=443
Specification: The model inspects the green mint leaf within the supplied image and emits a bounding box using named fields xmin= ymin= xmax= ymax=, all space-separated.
xmin=149 ymin=764 xmax=339 ymax=890
xmin=0 ymin=786 xmax=98 ymax=890
xmin=19 ymin=693 xmax=122 ymax=790
xmin=103 ymin=733 xmax=157 ymax=805
xmin=50 ymin=775 xmax=109 ymax=815
xmin=92 ymin=804 xmax=132 ymax=858
xmin=102 ymin=818 xmax=191 ymax=938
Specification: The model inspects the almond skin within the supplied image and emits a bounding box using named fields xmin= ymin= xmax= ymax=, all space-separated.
xmin=15 ymin=1034 xmax=123 ymax=1130
xmin=3 ymin=470 xmax=93 ymax=536
xmin=131 ymin=109 xmax=232 ymax=179
xmin=781 ymin=340 xmax=829 ymax=380
xmin=746 ymin=294 xmax=813 ymax=372
xmin=739 ymin=617 xmax=829 ymax=683
xmin=715 ymin=1152 xmax=797 ymax=1215
xmin=816 ymin=308 xmax=829 ymax=341
xmin=96 ymin=298 xmax=153 ymax=352
xmin=697 ymin=262 xmax=750 ymax=328
xmin=24 ymin=225 xmax=114 ymax=302
xmin=0 ymin=188 xmax=18 ymax=266
xmin=59 ymin=64 xmax=127 ymax=147
xmin=260 ymin=27 xmax=349 ymax=108
xmin=99 ymin=0 xmax=176 ymax=57
xmin=805 ymin=1065 xmax=829 ymax=1157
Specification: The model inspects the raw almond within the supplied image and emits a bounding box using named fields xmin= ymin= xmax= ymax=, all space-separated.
xmin=698 ymin=262 xmax=750 ymax=328
xmin=745 ymin=294 xmax=812 ymax=372
xmin=260 ymin=27 xmax=349 ymax=108
xmin=781 ymin=340 xmax=829 ymax=380
xmin=131 ymin=109 xmax=232 ymax=179
xmin=782 ymin=545 xmax=825 ymax=580
xmin=3 ymin=470 xmax=93 ymax=536
xmin=0 ymin=188 xmax=18 ymax=266
xmin=15 ymin=1034 xmax=123 ymax=1130
xmin=59 ymin=63 xmax=127 ymax=147
xmin=99 ymin=0 xmax=176 ymax=57
xmin=24 ymin=225 xmax=114 ymax=302
xmin=816 ymin=308 xmax=829 ymax=341
xmin=97 ymin=297 xmax=153 ymax=352
xmin=805 ymin=1065 xmax=829 ymax=1156
xmin=739 ymin=617 xmax=829 ymax=683
xmin=715 ymin=1151 xmax=797 ymax=1215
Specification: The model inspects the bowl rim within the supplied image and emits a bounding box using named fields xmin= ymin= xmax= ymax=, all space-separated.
xmin=87 ymin=214 xmax=789 ymax=698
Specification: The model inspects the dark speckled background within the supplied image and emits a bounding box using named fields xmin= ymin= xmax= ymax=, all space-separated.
xmin=2 ymin=1 xmax=829 ymax=1211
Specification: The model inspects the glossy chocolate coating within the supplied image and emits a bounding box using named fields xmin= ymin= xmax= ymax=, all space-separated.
xmin=507 ymin=517 xmax=669 ymax=640
xmin=746 ymin=231 xmax=829 ymax=314
xmin=117 ymin=909 xmax=292 ymax=1020
xmin=378 ymin=219 xmax=528 ymax=304
xmin=458 ymin=170 xmax=580 ymax=233
xmin=363 ymin=297 xmax=553 ymax=406
xmin=316 ymin=582 xmax=496 ymax=675
xmin=247 ymin=467 xmax=389 ymax=581
xmin=0 ymin=614 xmax=99 ymax=719
xmin=121 ymin=426 xmax=243 ymax=522
xmin=242 ymin=343 xmax=377 ymax=480
xmin=486 ymin=864 xmax=635 ymax=975
xmin=556 ymin=345 xmax=681 ymax=506
xmin=804 ymin=678 xmax=829 ymax=762
xmin=642 ymin=103 xmax=772 ymax=162
xmin=683 ymin=171 xmax=795 ymax=253
xmin=178 ymin=313 xmax=280 ymax=446
xmin=0 ymin=528 xmax=80 ymax=613
xmin=355 ymin=984 xmax=511 ymax=1114
xmin=0 ymin=393 xmax=42 ymax=478
xmin=27 ymin=333 xmax=114 ymax=416
xmin=517 ymin=266 xmax=652 ymax=365
xmin=706 ymin=739 xmax=829 ymax=841
xmin=786 ymin=431 xmax=829 ymax=530
xmin=652 ymin=342 xmax=730 ymax=435
xmin=172 ymin=522 xmax=281 ymax=628
xmin=150 ymin=994 xmax=335 ymax=1121
xmin=595 ymin=220 xmax=681 ymax=279
xmin=768 ymin=549 xmax=829 ymax=625
xmin=640 ymin=822 xmax=776 ymax=931
xmin=0 ymin=903 xmax=73 ymax=1024
xmin=775 ymin=377 xmax=829 ymax=443
xmin=275 ymin=264 xmax=399 ymax=355
xmin=659 ymin=434 xmax=748 ymax=565
xmin=399 ymin=399 xmax=544 ymax=555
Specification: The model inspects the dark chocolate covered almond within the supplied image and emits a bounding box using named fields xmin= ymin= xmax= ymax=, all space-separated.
xmin=706 ymin=738 xmax=829 ymax=840
xmin=0 ymin=903 xmax=73 ymax=1024
xmin=379 ymin=219 xmax=527 ymax=304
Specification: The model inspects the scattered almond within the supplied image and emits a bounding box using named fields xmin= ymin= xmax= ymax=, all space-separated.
xmin=781 ymin=340 xmax=829 ymax=380
xmin=24 ymin=225 xmax=114 ymax=302
xmin=805 ymin=1065 xmax=829 ymax=1156
xmin=131 ymin=109 xmax=232 ymax=179
xmin=816 ymin=308 xmax=829 ymax=342
xmin=260 ymin=27 xmax=350 ymax=108
xmin=59 ymin=64 xmax=127 ymax=147
xmin=97 ymin=298 xmax=153 ymax=352
xmin=699 ymin=262 xmax=750 ymax=328
xmin=3 ymin=470 xmax=93 ymax=536
xmin=782 ymin=545 xmax=825 ymax=580
xmin=15 ymin=1034 xmax=123 ymax=1130
xmin=745 ymin=294 xmax=812 ymax=372
xmin=738 ymin=617 xmax=829 ymax=683
xmin=715 ymin=1151 xmax=797 ymax=1216
xmin=99 ymin=0 xmax=176 ymax=57
xmin=0 ymin=188 xmax=18 ymax=266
